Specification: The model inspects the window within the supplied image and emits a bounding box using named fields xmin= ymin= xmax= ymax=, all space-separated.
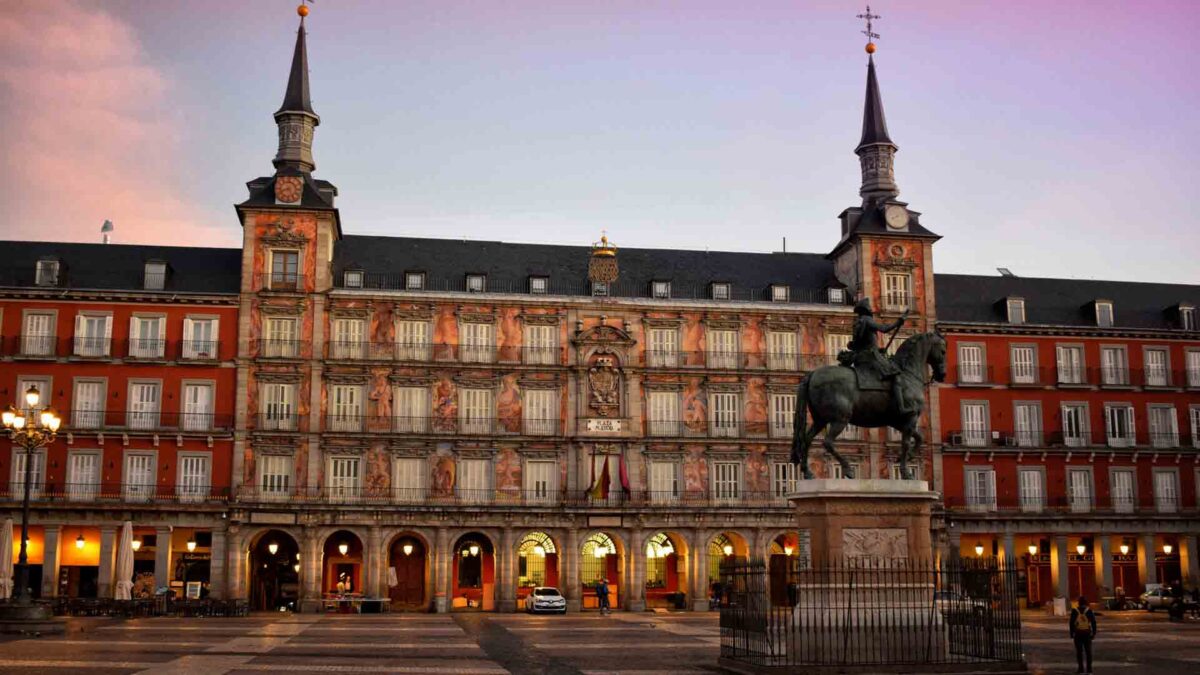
xmin=466 ymin=274 xmax=486 ymax=293
xmin=652 ymin=281 xmax=671 ymax=299
xmin=958 ymin=344 xmax=985 ymax=383
xmin=961 ymin=402 xmax=989 ymax=447
xmin=177 ymin=454 xmax=210 ymax=502
xmin=1100 ymin=347 xmax=1128 ymax=385
xmin=393 ymin=386 xmax=428 ymax=432
xmin=181 ymin=317 xmax=218 ymax=359
xmin=1013 ymin=403 xmax=1041 ymax=447
xmin=707 ymin=329 xmax=738 ymax=369
xmin=770 ymin=285 xmax=789 ymax=302
xmin=830 ymin=460 xmax=860 ymax=479
xmin=127 ymin=381 xmax=161 ymax=430
xmin=647 ymin=328 xmax=679 ymax=367
xmin=826 ymin=333 xmax=851 ymax=364
xmin=124 ymin=452 xmax=155 ymax=502
xmin=1154 ymin=470 xmax=1179 ymax=513
xmin=128 ymin=316 xmax=165 ymax=359
xmin=461 ymin=323 xmax=494 ymax=363
xmin=1018 ymin=468 xmax=1044 ymax=512
xmin=529 ymin=276 xmax=548 ymax=294
xmin=73 ymin=313 xmax=111 ymax=357
xmin=524 ymin=459 xmax=557 ymax=504
xmin=1148 ymin=405 xmax=1178 ymax=448
xmin=343 ymin=270 xmax=363 ymax=288
xmin=772 ymin=462 xmax=796 ymax=499
xmin=890 ymin=462 xmax=921 ymax=481
xmin=1192 ymin=406 xmax=1200 ymax=449
xmin=181 ymin=383 xmax=214 ymax=431
xmin=1104 ymin=404 xmax=1135 ymax=447
xmin=457 ymin=458 xmax=491 ymax=503
xmin=1111 ymin=468 xmax=1135 ymax=513
xmin=647 ymin=391 xmax=680 ymax=436
xmin=17 ymin=376 xmax=51 ymax=408
xmin=72 ymin=380 xmax=105 ymax=430
xmin=264 ymin=317 xmax=298 ymax=357
xmin=327 ymin=456 xmax=361 ymax=501
xmin=1095 ymin=301 xmax=1114 ymax=327
xmin=648 ymin=460 xmax=680 ymax=503
xmin=1061 ymin=404 xmax=1089 ymax=447
xmin=965 ymin=468 xmax=996 ymax=511
xmin=711 ymin=283 xmax=731 ymax=300
xmin=10 ymin=449 xmax=46 ymax=499
xmin=712 ymin=461 xmax=741 ymax=503
xmin=459 ymin=388 xmax=493 ymax=434
xmin=144 ymin=262 xmax=167 ymax=290
xmin=1182 ymin=306 xmax=1197 ymax=331
xmin=1056 ymin=345 xmax=1085 ymax=384
xmin=828 ymin=288 xmax=845 ymax=304
xmin=405 ymin=272 xmax=425 ymax=290
xmin=1067 ymin=468 xmax=1093 ymax=512
xmin=330 ymin=318 xmax=366 ymax=359
xmin=523 ymin=324 xmax=556 ymax=365
xmin=710 ymin=392 xmax=740 ymax=438
xmin=22 ymin=312 xmax=55 ymax=356
xmin=393 ymin=456 xmax=426 ymax=502
xmin=35 ymin=259 xmax=59 ymax=286
xmin=770 ymin=393 xmax=796 ymax=438
xmin=1006 ymin=298 xmax=1025 ymax=324
xmin=591 ymin=281 xmax=609 ymax=296
xmin=66 ymin=452 xmax=99 ymax=501
xmin=1010 ymin=346 xmax=1036 ymax=384
xmin=1144 ymin=348 xmax=1169 ymax=386
xmin=883 ymin=273 xmax=911 ymax=311
xmin=270 ymin=250 xmax=299 ymax=290
xmin=523 ymin=389 xmax=556 ymax=435
xmin=329 ymin=385 xmax=363 ymax=432
xmin=767 ymin=331 xmax=798 ymax=370
xmin=1188 ymin=351 xmax=1200 ymax=388
xmin=261 ymin=383 xmax=296 ymax=431
xmin=396 ymin=320 xmax=430 ymax=360
xmin=259 ymin=455 xmax=293 ymax=500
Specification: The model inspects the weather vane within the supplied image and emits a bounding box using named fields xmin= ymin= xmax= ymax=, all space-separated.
xmin=857 ymin=5 xmax=881 ymax=53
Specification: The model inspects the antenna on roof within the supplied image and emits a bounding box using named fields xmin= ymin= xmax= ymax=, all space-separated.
xmin=997 ymin=267 xmax=1014 ymax=277
xmin=100 ymin=219 xmax=114 ymax=245
xmin=783 ymin=237 xmax=787 ymax=253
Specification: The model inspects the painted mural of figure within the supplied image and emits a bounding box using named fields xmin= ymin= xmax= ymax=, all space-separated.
xmin=682 ymin=315 xmax=705 ymax=366
xmin=745 ymin=447 xmax=769 ymax=493
xmin=432 ymin=454 xmax=455 ymax=497
xmin=495 ymin=447 xmax=521 ymax=494
xmin=432 ymin=378 xmax=457 ymax=432
xmin=497 ymin=308 xmax=522 ymax=362
xmin=365 ymin=447 xmax=390 ymax=494
xmin=369 ymin=369 xmax=392 ymax=431
xmin=745 ymin=378 xmax=768 ymax=434
xmin=682 ymin=445 xmax=708 ymax=495
xmin=682 ymin=378 xmax=707 ymax=433
xmin=433 ymin=306 xmax=458 ymax=360
xmin=497 ymin=375 xmax=522 ymax=432
xmin=743 ymin=318 xmax=766 ymax=368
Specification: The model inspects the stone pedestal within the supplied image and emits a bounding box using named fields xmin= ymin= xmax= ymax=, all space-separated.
xmin=788 ymin=479 xmax=937 ymax=564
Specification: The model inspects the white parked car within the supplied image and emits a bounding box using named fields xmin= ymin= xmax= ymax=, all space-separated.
xmin=524 ymin=586 xmax=567 ymax=614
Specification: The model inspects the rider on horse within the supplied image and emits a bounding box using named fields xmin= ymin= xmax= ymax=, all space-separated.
xmin=845 ymin=298 xmax=912 ymax=415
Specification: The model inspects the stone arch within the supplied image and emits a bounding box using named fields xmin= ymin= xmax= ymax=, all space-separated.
xmin=641 ymin=530 xmax=690 ymax=609
xmin=385 ymin=530 xmax=433 ymax=611
xmin=451 ymin=531 xmax=496 ymax=611
xmin=514 ymin=530 xmax=562 ymax=610
xmin=579 ymin=529 xmax=626 ymax=610
xmin=321 ymin=529 xmax=366 ymax=596
xmin=246 ymin=528 xmax=302 ymax=611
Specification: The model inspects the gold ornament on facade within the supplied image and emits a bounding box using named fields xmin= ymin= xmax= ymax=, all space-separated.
xmin=588 ymin=233 xmax=619 ymax=284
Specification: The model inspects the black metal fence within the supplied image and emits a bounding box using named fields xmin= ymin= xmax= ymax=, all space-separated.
xmin=52 ymin=596 xmax=248 ymax=618
xmin=719 ymin=558 xmax=1024 ymax=671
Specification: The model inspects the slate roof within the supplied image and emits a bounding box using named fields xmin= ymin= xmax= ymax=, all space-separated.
xmin=238 ymin=172 xmax=338 ymax=210
xmin=0 ymin=241 xmax=242 ymax=295
xmin=936 ymin=273 xmax=1200 ymax=330
xmin=335 ymin=235 xmax=845 ymax=302
xmin=276 ymin=19 xmax=316 ymax=117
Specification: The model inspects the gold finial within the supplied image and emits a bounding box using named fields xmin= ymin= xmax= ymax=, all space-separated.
xmin=857 ymin=5 xmax=880 ymax=53
xmin=592 ymin=232 xmax=617 ymax=257
xmin=298 ymin=0 xmax=311 ymax=18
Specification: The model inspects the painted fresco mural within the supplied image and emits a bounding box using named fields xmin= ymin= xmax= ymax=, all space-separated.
xmin=743 ymin=317 xmax=765 ymax=368
xmin=497 ymin=307 xmax=522 ymax=362
xmin=495 ymin=447 xmax=521 ymax=495
xmin=431 ymin=446 xmax=455 ymax=497
xmin=432 ymin=376 xmax=457 ymax=432
xmin=497 ymin=374 xmax=522 ymax=433
xmin=745 ymin=446 xmax=770 ymax=493
xmin=433 ymin=305 xmax=458 ymax=360
xmin=745 ymin=377 xmax=768 ymax=435
xmin=682 ymin=444 xmax=707 ymax=495
xmin=682 ymin=377 xmax=707 ymax=434
xmin=365 ymin=444 xmax=390 ymax=496
xmin=682 ymin=314 xmax=704 ymax=366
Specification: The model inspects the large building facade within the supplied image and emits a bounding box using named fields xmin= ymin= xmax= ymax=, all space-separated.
xmin=1 ymin=14 xmax=1195 ymax=614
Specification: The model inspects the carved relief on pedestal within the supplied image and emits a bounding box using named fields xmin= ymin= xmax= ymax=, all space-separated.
xmin=842 ymin=527 xmax=908 ymax=560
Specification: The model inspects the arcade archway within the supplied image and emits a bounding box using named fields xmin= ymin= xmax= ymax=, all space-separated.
xmin=644 ymin=531 xmax=688 ymax=609
xmin=516 ymin=531 xmax=560 ymax=610
xmin=706 ymin=531 xmax=749 ymax=607
xmin=580 ymin=531 xmax=622 ymax=610
xmin=249 ymin=530 xmax=300 ymax=611
xmin=388 ymin=533 xmax=429 ymax=610
xmin=452 ymin=532 xmax=495 ymax=611
xmin=322 ymin=530 xmax=365 ymax=598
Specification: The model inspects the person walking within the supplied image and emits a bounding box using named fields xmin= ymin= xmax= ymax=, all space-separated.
xmin=596 ymin=578 xmax=610 ymax=615
xmin=1069 ymin=596 xmax=1097 ymax=674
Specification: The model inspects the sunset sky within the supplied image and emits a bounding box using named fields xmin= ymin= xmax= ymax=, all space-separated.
xmin=1 ymin=0 xmax=1196 ymax=283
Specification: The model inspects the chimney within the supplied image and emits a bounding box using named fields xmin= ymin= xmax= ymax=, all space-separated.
xmin=100 ymin=219 xmax=114 ymax=245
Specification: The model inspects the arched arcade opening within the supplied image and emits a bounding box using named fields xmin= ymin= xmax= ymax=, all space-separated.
xmin=388 ymin=533 xmax=429 ymax=610
xmin=249 ymin=530 xmax=300 ymax=611
xmin=452 ymin=532 xmax=495 ymax=611
xmin=580 ymin=531 xmax=622 ymax=610
xmin=516 ymin=531 xmax=560 ymax=610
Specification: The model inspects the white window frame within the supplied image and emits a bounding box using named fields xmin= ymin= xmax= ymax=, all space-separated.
xmin=176 ymin=452 xmax=211 ymax=502
xmin=767 ymin=331 xmax=798 ymax=371
xmin=128 ymin=315 xmax=166 ymax=359
xmin=460 ymin=322 xmax=495 ymax=364
xmin=466 ymin=274 xmax=486 ymax=293
xmin=1010 ymin=345 xmax=1036 ymax=384
xmin=1013 ymin=402 xmax=1042 ymax=447
xmin=181 ymin=316 xmax=219 ymax=360
xmin=528 ymin=276 xmax=548 ymax=294
xmin=1061 ymin=403 xmax=1090 ymax=447
xmin=343 ymin=270 xmax=364 ymax=288
xmin=258 ymin=454 xmax=294 ymax=501
xmin=1100 ymin=346 xmax=1129 ymax=386
xmin=66 ymin=450 xmax=100 ymax=501
xmin=263 ymin=317 xmax=299 ymax=358
xmin=958 ymin=344 xmax=985 ymax=384
xmin=770 ymin=285 xmax=789 ymax=302
xmin=652 ymin=281 xmax=671 ymax=299
xmin=123 ymin=451 xmax=156 ymax=503
xmin=1147 ymin=405 xmax=1179 ymax=448
xmin=1153 ymin=469 xmax=1180 ymax=514
xmin=961 ymin=401 xmax=989 ymax=447
xmin=964 ymin=466 xmax=996 ymax=513
xmin=10 ymin=448 xmax=46 ymax=499
xmin=707 ymin=329 xmax=739 ymax=369
xmin=180 ymin=381 xmax=215 ymax=432
xmin=828 ymin=288 xmax=845 ymax=305
xmin=330 ymin=318 xmax=367 ymax=360
xmin=73 ymin=312 xmax=112 ymax=357
xmin=826 ymin=333 xmax=851 ymax=365
xmin=1143 ymin=347 xmax=1170 ymax=387
xmin=1056 ymin=345 xmax=1085 ymax=385
xmin=326 ymin=455 xmax=362 ymax=502
xmin=395 ymin=319 xmax=431 ymax=360
xmin=1017 ymin=467 xmax=1044 ymax=513
xmin=1104 ymin=403 xmax=1135 ymax=448
xmin=1110 ymin=467 xmax=1136 ymax=513
xmin=769 ymin=393 xmax=796 ymax=438
xmin=711 ymin=461 xmax=742 ymax=503
xmin=393 ymin=386 xmax=429 ymax=433
xmin=456 ymin=457 xmax=491 ymax=504
xmin=260 ymin=383 xmax=297 ymax=431
xmin=328 ymin=384 xmax=364 ymax=432
xmin=405 ymin=271 xmax=425 ymax=290
xmin=21 ymin=310 xmax=56 ymax=356
xmin=523 ymin=459 xmax=558 ymax=504
xmin=392 ymin=456 xmax=426 ymax=503
xmin=1067 ymin=467 xmax=1094 ymax=513
xmin=72 ymin=378 xmax=106 ymax=430
xmin=522 ymin=388 xmax=556 ymax=436
xmin=1187 ymin=350 xmax=1200 ymax=388
xmin=771 ymin=461 xmax=797 ymax=500
xmin=35 ymin=259 xmax=59 ymax=286
xmin=648 ymin=459 xmax=681 ymax=504
xmin=523 ymin=324 xmax=557 ymax=365
xmin=710 ymin=391 xmax=741 ymax=438
xmin=144 ymin=262 xmax=167 ymax=290
xmin=269 ymin=249 xmax=300 ymax=290
xmin=127 ymin=380 xmax=161 ymax=430
xmin=459 ymin=388 xmax=494 ymax=434
xmin=1182 ymin=306 xmax=1197 ymax=331
xmin=882 ymin=272 xmax=911 ymax=311
xmin=1006 ymin=297 xmax=1025 ymax=324
xmin=1095 ymin=301 xmax=1114 ymax=327
xmin=647 ymin=328 xmax=680 ymax=367
xmin=1191 ymin=405 xmax=1200 ymax=449
xmin=647 ymin=390 xmax=680 ymax=436
xmin=711 ymin=283 xmax=731 ymax=300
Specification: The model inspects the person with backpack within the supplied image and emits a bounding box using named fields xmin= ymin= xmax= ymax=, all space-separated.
xmin=595 ymin=578 xmax=610 ymax=615
xmin=1069 ymin=596 xmax=1097 ymax=674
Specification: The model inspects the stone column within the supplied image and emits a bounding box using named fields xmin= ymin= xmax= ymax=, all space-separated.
xmin=626 ymin=527 xmax=643 ymax=611
xmin=1180 ymin=533 xmax=1200 ymax=587
xmin=564 ymin=528 xmax=581 ymax=612
xmin=41 ymin=525 xmax=61 ymax=597
xmin=97 ymin=524 xmax=117 ymax=598
xmin=226 ymin=526 xmax=244 ymax=601
xmin=301 ymin=527 xmax=322 ymax=613
xmin=208 ymin=528 xmax=227 ymax=599
xmin=1000 ymin=532 xmax=1016 ymax=569
xmin=499 ymin=527 xmax=515 ymax=612
xmin=947 ymin=529 xmax=963 ymax=564
xmin=434 ymin=527 xmax=449 ymax=613
xmin=1094 ymin=535 xmax=1114 ymax=598
xmin=367 ymin=526 xmax=382 ymax=598
xmin=154 ymin=526 xmax=173 ymax=591
xmin=691 ymin=528 xmax=710 ymax=611
xmin=1051 ymin=535 xmax=1069 ymax=600
xmin=1138 ymin=533 xmax=1158 ymax=588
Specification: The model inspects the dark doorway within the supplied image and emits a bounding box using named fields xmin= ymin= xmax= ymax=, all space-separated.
xmin=389 ymin=537 xmax=426 ymax=609
xmin=249 ymin=531 xmax=300 ymax=611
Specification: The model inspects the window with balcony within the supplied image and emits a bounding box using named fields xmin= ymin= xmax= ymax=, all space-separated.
xmin=261 ymin=383 xmax=297 ymax=431
xmin=457 ymin=458 xmax=491 ymax=504
xmin=10 ymin=448 xmax=46 ymax=499
xmin=329 ymin=385 xmax=363 ymax=432
xmin=524 ymin=459 xmax=557 ymax=504
xmin=1154 ymin=470 xmax=1180 ymax=513
xmin=1144 ymin=348 xmax=1169 ymax=386
xmin=1068 ymin=468 xmax=1093 ymax=512
xmin=66 ymin=451 xmax=99 ymax=501
xmin=127 ymin=381 xmax=161 ymax=430
xmin=270 ymin=250 xmax=299 ymax=290
xmin=1006 ymin=298 xmax=1025 ymax=324
xmin=770 ymin=285 xmax=789 ymax=302
xmin=343 ymin=270 xmax=363 ymax=288
xmin=459 ymin=388 xmax=493 ymax=434
xmin=772 ymin=461 xmax=796 ymax=499
xmin=1187 ymin=351 xmax=1200 ymax=388
xmin=143 ymin=262 xmax=167 ymax=290
xmin=466 ymin=274 xmax=486 ymax=293
xmin=405 ymin=272 xmax=425 ymax=290
xmin=647 ymin=328 xmax=679 ymax=367
xmin=767 ymin=331 xmax=798 ymax=370
xmin=1056 ymin=345 xmax=1085 ymax=384
xmin=1110 ymin=468 xmax=1135 ymax=513
xmin=964 ymin=467 xmax=995 ymax=512
xmin=707 ymin=329 xmax=738 ymax=369
xmin=1191 ymin=406 xmax=1200 ymax=449
xmin=712 ymin=461 xmax=742 ymax=503
xmin=1095 ymin=301 xmax=1114 ymax=327
xmin=711 ymin=282 xmax=731 ymax=300
xmin=961 ymin=402 xmax=989 ymax=447
xmin=1013 ymin=402 xmax=1042 ymax=447
xmin=958 ymin=344 xmax=985 ymax=383
xmin=710 ymin=392 xmax=741 ymax=438
xmin=647 ymin=391 xmax=680 ymax=436
xmin=1061 ymin=403 xmax=1089 ymax=447
xmin=883 ymin=273 xmax=911 ymax=311
xmin=461 ymin=322 xmax=494 ymax=363
xmin=826 ymin=333 xmax=851 ymax=364
xmin=128 ymin=316 xmax=165 ymax=359
xmin=35 ymin=259 xmax=59 ymax=287
xmin=73 ymin=314 xmax=111 ymax=357
xmin=523 ymin=324 xmax=556 ymax=365
xmin=1100 ymin=347 xmax=1128 ymax=385
xmin=1018 ymin=468 xmax=1044 ymax=512
xmin=1104 ymin=404 xmax=1135 ymax=447
xmin=124 ymin=452 xmax=155 ymax=502
xmin=393 ymin=457 xmax=426 ymax=502
xmin=22 ymin=311 xmax=55 ymax=356
xmin=327 ymin=456 xmax=361 ymax=501
xmin=889 ymin=462 xmax=921 ymax=481
xmin=1010 ymin=345 xmax=1036 ymax=384
xmin=396 ymin=320 xmax=430 ymax=360
xmin=177 ymin=454 xmax=210 ymax=502
xmin=1148 ymin=405 xmax=1178 ymax=448
xmin=393 ymin=386 xmax=428 ymax=432
xmin=182 ymin=317 xmax=218 ymax=359
xmin=330 ymin=318 xmax=366 ymax=359
xmin=769 ymin=393 xmax=796 ymax=438
xmin=182 ymin=383 xmax=214 ymax=431
xmin=263 ymin=317 xmax=298 ymax=357
xmin=256 ymin=455 xmax=292 ymax=501
xmin=831 ymin=460 xmax=861 ymax=479
xmin=648 ymin=460 xmax=680 ymax=504
xmin=522 ymin=389 xmax=556 ymax=435
xmin=72 ymin=379 xmax=105 ymax=430
xmin=652 ymin=281 xmax=671 ymax=299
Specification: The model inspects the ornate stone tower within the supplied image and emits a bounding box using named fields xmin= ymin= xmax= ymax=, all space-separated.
xmin=856 ymin=55 xmax=898 ymax=201
xmin=273 ymin=14 xmax=320 ymax=174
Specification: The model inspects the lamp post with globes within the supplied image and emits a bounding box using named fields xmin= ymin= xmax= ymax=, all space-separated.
xmin=2 ymin=385 xmax=60 ymax=610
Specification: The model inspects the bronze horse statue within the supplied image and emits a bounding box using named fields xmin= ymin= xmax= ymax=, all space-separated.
xmin=790 ymin=331 xmax=947 ymax=480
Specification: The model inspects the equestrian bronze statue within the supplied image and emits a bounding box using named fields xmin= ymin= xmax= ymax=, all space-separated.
xmin=790 ymin=299 xmax=947 ymax=479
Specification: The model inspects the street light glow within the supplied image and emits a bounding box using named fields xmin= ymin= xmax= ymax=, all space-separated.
xmin=24 ymin=385 xmax=39 ymax=408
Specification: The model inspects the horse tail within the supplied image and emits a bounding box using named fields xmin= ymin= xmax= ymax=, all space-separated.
xmin=791 ymin=374 xmax=811 ymax=465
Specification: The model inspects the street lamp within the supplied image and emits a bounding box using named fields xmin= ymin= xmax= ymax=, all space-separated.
xmin=131 ymin=538 xmax=142 ymax=552
xmin=723 ymin=544 xmax=734 ymax=557
xmin=186 ymin=539 xmax=197 ymax=553
xmin=784 ymin=545 xmax=794 ymax=557
xmin=2 ymin=385 xmax=59 ymax=608
xmin=1119 ymin=543 xmax=1130 ymax=556
xmin=338 ymin=542 xmax=349 ymax=556
xmin=1076 ymin=544 xmax=1086 ymax=556
xmin=974 ymin=542 xmax=984 ymax=557
xmin=75 ymin=534 xmax=85 ymax=550
xmin=402 ymin=543 xmax=414 ymax=556
xmin=267 ymin=542 xmax=279 ymax=556
xmin=1163 ymin=543 xmax=1173 ymax=555
xmin=1027 ymin=544 xmax=1038 ymax=557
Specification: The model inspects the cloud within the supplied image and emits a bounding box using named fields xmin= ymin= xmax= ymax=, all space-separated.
xmin=0 ymin=0 xmax=224 ymax=245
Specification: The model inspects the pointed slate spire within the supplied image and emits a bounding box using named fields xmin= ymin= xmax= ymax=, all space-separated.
xmin=857 ymin=55 xmax=894 ymax=151
xmin=273 ymin=14 xmax=320 ymax=174
xmin=276 ymin=18 xmax=315 ymax=117
xmin=855 ymin=54 xmax=899 ymax=201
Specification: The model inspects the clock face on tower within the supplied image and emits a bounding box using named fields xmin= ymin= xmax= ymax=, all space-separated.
xmin=274 ymin=176 xmax=303 ymax=204
xmin=884 ymin=204 xmax=909 ymax=230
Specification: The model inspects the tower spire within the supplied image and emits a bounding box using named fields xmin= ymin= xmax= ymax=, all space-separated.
xmin=854 ymin=6 xmax=898 ymax=202
xmin=273 ymin=4 xmax=320 ymax=174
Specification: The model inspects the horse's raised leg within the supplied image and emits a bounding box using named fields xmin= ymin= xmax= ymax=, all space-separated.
xmin=792 ymin=419 xmax=825 ymax=478
xmin=822 ymin=420 xmax=853 ymax=478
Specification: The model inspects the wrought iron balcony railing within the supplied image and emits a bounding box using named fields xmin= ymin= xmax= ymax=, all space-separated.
xmin=944 ymin=494 xmax=1198 ymax=518
xmin=944 ymin=430 xmax=1194 ymax=450
xmin=256 ymin=273 xmax=306 ymax=292
xmin=235 ymin=486 xmax=794 ymax=508
xmin=0 ymin=482 xmax=230 ymax=506
xmin=952 ymin=364 xmax=994 ymax=386
xmin=72 ymin=336 xmax=112 ymax=357
xmin=253 ymin=413 xmax=309 ymax=432
xmin=322 ymin=415 xmax=564 ymax=436
xmin=321 ymin=341 xmax=566 ymax=365
xmin=65 ymin=409 xmax=234 ymax=433
xmin=643 ymin=350 xmax=836 ymax=371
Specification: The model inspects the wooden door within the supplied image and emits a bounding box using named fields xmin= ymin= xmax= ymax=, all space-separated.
xmin=390 ymin=542 xmax=426 ymax=607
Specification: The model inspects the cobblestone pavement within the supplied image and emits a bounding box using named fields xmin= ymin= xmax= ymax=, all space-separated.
xmin=0 ymin=609 xmax=1195 ymax=674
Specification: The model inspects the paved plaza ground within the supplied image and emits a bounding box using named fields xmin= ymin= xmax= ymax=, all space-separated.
xmin=0 ymin=609 xmax=1195 ymax=674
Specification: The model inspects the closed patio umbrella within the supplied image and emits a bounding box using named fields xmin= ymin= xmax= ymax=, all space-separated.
xmin=0 ymin=518 xmax=13 ymax=599
xmin=114 ymin=521 xmax=134 ymax=600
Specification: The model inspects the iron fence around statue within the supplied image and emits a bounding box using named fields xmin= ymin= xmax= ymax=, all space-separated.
xmin=719 ymin=557 xmax=1024 ymax=671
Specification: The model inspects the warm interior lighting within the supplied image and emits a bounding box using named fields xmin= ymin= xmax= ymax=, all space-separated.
xmin=1163 ymin=543 xmax=1174 ymax=555
xmin=40 ymin=407 xmax=58 ymax=428
xmin=131 ymin=539 xmax=142 ymax=552
xmin=402 ymin=543 xmax=414 ymax=556
xmin=784 ymin=545 xmax=794 ymax=557
xmin=186 ymin=539 xmax=197 ymax=553
xmin=24 ymin=385 xmax=40 ymax=408
xmin=1027 ymin=544 xmax=1038 ymax=556
xmin=1119 ymin=544 xmax=1130 ymax=556
xmin=723 ymin=544 xmax=734 ymax=557
xmin=1076 ymin=544 xmax=1086 ymax=556
xmin=468 ymin=544 xmax=480 ymax=557
xmin=338 ymin=542 xmax=350 ymax=556
xmin=974 ymin=542 xmax=984 ymax=557
xmin=294 ymin=563 xmax=300 ymax=573
xmin=76 ymin=534 xmax=85 ymax=549
xmin=12 ymin=414 xmax=25 ymax=430
xmin=461 ymin=549 xmax=470 ymax=558
xmin=594 ymin=547 xmax=608 ymax=558
xmin=533 ymin=545 xmax=545 ymax=557
xmin=267 ymin=542 xmax=279 ymax=555
xmin=2 ymin=406 xmax=16 ymax=427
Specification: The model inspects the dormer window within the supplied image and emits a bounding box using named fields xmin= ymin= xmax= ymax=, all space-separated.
xmin=652 ymin=281 xmax=671 ymax=299
xmin=35 ymin=259 xmax=59 ymax=287
xmin=828 ymin=288 xmax=845 ymax=305
xmin=405 ymin=272 xmax=425 ymax=290
xmin=466 ymin=274 xmax=486 ymax=293
xmin=343 ymin=270 xmax=364 ymax=288
xmin=143 ymin=262 xmax=167 ymax=291
xmin=1006 ymin=297 xmax=1025 ymax=324
xmin=529 ymin=276 xmax=548 ymax=294
xmin=711 ymin=283 xmax=731 ymax=301
xmin=592 ymin=281 xmax=609 ymax=297
xmin=771 ymin=285 xmax=789 ymax=302
xmin=1180 ymin=304 xmax=1196 ymax=331
xmin=1095 ymin=301 xmax=1114 ymax=328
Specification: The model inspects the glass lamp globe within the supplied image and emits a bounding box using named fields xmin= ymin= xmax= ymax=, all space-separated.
xmin=723 ymin=544 xmax=735 ymax=557
xmin=267 ymin=542 xmax=279 ymax=555
xmin=402 ymin=543 xmax=414 ymax=556
xmin=338 ymin=542 xmax=350 ymax=556
xmin=24 ymin=385 xmax=40 ymax=407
